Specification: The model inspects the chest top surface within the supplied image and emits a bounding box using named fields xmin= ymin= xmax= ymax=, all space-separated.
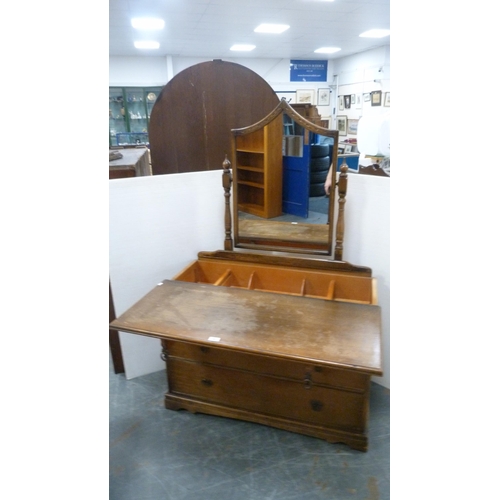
xmin=111 ymin=279 xmax=382 ymax=376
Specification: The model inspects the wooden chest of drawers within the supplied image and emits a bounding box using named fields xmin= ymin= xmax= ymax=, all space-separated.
xmin=111 ymin=251 xmax=382 ymax=451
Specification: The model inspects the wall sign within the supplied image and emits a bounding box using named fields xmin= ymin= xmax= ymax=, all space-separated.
xmin=290 ymin=60 xmax=328 ymax=82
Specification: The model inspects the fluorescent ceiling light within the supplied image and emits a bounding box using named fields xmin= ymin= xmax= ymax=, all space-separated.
xmin=230 ymin=44 xmax=256 ymax=51
xmin=254 ymin=24 xmax=290 ymax=34
xmin=131 ymin=18 xmax=165 ymax=30
xmin=134 ymin=41 xmax=160 ymax=49
xmin=359 ymin=29 xmax=390 ymax=38
xmin=314 ymin=47 xmax=341 ymax=54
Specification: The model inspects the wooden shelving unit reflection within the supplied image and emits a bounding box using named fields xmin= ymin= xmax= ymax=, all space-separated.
xmin=234 ymin=117 xmax=282 ymax=219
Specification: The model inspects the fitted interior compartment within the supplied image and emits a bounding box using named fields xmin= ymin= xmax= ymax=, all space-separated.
xmin=172 ymin=259 xmax=376 ymax=304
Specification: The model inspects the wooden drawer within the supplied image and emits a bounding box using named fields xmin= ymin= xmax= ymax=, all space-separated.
xmin=164 ymin=339 xmax=369 ymax=393
xmin=168 ymin=357 xmax=368 ymax=432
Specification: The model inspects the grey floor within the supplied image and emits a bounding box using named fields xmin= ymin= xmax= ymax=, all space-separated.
xmin=110 ymin=359 xmax=390 ymax=500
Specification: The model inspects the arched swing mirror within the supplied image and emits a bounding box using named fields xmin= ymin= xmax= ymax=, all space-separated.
xmin=226 ymin=99 xmax=341 ymax=256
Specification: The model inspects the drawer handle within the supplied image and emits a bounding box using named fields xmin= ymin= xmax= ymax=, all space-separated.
xmin=304 ymin=373 xmax=312 ymax=389
xmin=160 ymin=348 xmax=168 ymax=362
xmin=200 ymin=346 xmax=210 ymax=353
xmin=201 ymin=378 xmax=213 ymax=387
xmin=310 ymin=400 xmax=324 ymax=412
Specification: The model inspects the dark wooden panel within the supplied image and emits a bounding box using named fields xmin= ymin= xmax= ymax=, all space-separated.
xmin=109 ymin=282 xmax=124 ymax=374
xmin=149 ymin=60 xmax=280 ymax=175
xmin=109 ymin=168 xmax=135 ymax=179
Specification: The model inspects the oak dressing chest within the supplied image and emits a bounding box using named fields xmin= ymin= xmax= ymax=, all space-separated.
xmin=111 ymin=100 xmax=383 ymax=451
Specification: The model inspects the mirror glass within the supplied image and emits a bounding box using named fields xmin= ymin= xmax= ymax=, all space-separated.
xmin=232 ymin=101 xmax=338 ymax=255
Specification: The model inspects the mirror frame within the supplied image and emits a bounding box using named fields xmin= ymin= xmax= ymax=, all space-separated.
xmin=223 ymin=99 xmax=348 ymax=258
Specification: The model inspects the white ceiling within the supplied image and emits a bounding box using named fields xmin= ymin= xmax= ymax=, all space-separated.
xmin=109 ymin=0 xmax=390 ymax=60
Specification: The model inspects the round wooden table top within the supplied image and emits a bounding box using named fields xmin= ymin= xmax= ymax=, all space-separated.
xmin=149 ymin=60 xmax=280 ymax=175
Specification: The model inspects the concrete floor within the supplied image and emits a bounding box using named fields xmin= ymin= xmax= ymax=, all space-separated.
xmin=110 ymin=361 xmax=390 ymax=500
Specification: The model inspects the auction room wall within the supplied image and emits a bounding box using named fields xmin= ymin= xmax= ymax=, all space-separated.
xmin=331 ymin=45 xmax=391 ymax=142
xmin=109 ymin=46 xmax=390 ymax=124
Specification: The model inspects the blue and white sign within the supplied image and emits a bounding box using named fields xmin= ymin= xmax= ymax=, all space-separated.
xmin=290 ymin=60 xmax=328 ymax=82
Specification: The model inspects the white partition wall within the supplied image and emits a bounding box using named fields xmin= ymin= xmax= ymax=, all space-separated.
xmin=109 ymin=170 xmax=225 ymax=379
xmin=109 ymin=171 xmax=390 ymax=388
xmin=342 ymin=175 xmax=390 ymax=388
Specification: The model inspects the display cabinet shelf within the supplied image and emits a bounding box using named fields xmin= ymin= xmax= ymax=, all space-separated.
xmin=116 ymin=132 xmax=149 ymax=146
xmin=109 ymin=86 xmax=163 ymax=147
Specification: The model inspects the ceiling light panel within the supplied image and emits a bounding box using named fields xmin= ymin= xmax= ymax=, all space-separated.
xmin=254 ymin=24 xmax=290 ymax=34
xmin=314 ymin=47 xmax=341 ymax=54
xmin=230 ymin=44 xmax=256 ymax=51
xmin=359 ymin=29 xmax=390 ymax=38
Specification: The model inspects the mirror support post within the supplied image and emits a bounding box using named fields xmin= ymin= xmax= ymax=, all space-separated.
xmin=334 ymin=160 xmax=348 ymax=261
xmin=222 ymin=155 xmax=233 ymax=251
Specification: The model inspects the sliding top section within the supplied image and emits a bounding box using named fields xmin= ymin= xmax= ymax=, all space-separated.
xmin=111 ymin=280 xmax=382 ymax=376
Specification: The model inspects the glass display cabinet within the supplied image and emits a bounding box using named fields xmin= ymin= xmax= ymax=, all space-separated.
xmin=109 ymin=88 xmax=127 ymax=145
xmin=109 ymin=87 xmax=163 ymax=146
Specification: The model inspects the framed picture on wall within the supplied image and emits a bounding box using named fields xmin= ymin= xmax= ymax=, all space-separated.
xmin=317 ymin=88 xmax=330 ymax=106
xmin=355 ymin=94 xmax=362 ymax=109
xmin=347 ymin=118 xmax=359 ymax=135
xmin=321 ymin=116 xmax=332 ymax=128
xmin=343 ymin=95 xmax=351 ymax=109
xmin=337 ymin=115 xmax=348 ymax=136
xmin=384 ymin=92 xmax=391 ymax=107
xmin=371 ymin=90 xmax=382 ymax=106
xmin=296 ymin=89 xmax=315 ymax=104
xmin=338 ymin=96 xmax=344 ymax=111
